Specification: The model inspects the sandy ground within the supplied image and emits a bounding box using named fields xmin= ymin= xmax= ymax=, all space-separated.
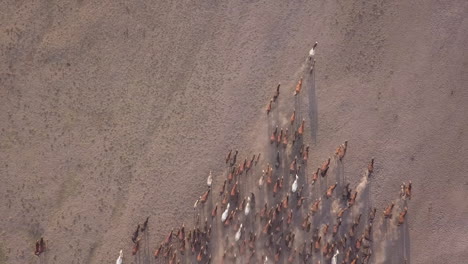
xmin=1 ymin=0 xmax=468 ymax=264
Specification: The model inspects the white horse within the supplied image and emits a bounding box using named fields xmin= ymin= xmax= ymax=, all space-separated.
xmin=221 ymin=203 xmax=230 ymax=222
xmin=331 ymin=249 xmax=339 ymax=264
xmin=244 ymin=196 xmax=251 ymax=216
xmin=309 ymin=42 xmax=318 ymax=59
xmin=291 ymin=174 xmax=299 ymax=193
xmin=116 ymin=249 xmax=123 ymax=264
xmin=207 ymin=171 xmax=213 ymax=187
xmin=235 ymin=224 xmax=243 ymax=241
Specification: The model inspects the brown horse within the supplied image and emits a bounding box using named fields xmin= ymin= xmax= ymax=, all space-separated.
xmin=368 ymin=207 xmax=377 ymax=223
xmin=335 ymin=141 xmax=348 ymax=161
xmin=164 ymin=229 xmax=173 ymax=245
xmin=383 ymin=202 xmax=395 ymax=218
xmin=326 ymin=183 xmax=338 ymax=198
xmin=140 ymin=216 xmax=150 ymax=232
xmin=132 ymin=224 xmax=140 ymax=243
xmin=273 ymin=83 xmax=280 ymax=102
xmin=290 ymin=110 xmax=296 ymax=125
xmin=271 ymin=126 xmax=278 ymax=144
xmin=154 ymin=243 xmax=163 ymax=258
xmin=219 ymin=180 xmax=226 ymax=196
xmin=303 ymin=145 xmax=310 ymax=161
xmin=132 ymin=238 xmax=141 ymax=256
xmin=230 ymin=181 xmax=238 ymax=197
xmin=314 ymin=236 xmax=322 ymax=251
xmin=275 ymin=247 xmax=282 ymax=262
xmin=405 ymin=181 xmax=412 ymax=200
xmin=320 ymin=158 xmax=331 ymax=177
xmin=311 ymin=168 xmax=320 ymax=184
xmin=225 ymin=149 xmax=232 ymax=164
xmin=322 ymin=224 xmax=329 ymax=237
xmin=282 ymin=194 xmax=289 ymax=209
xmin=333 ymin=219 xmax=342 ymax=237
xmin=348 ymin=192 xmax=358 ymax=207
xmin=211 ymin=203 xmax=218 ymax=218
xmin=200 ymin=188 xmax=210 ymax=203
xmin=367 ymin=158 xmax=374 ymax=176
xmin=298 ymin=119 xmax=305 ymax=135
xmin=294 ymin=77 xmax=303 ymax=95
xmin=34 ymin=240 xmax=41 ymax=256
xmin=277 ymin=128 xmax=283 ymax=146
xmin=266 ymin=99 xmax=273 ymax=115
xmin=34 ymin=237 xmax=46 ymax=256
xmin=398 ymin=207 xmax=408 ymax=226
xmin=311 ymin=198 xmax=321 ymax=214
xmin=290 ymin=157 xmax=297 ymax=173
xmin=337 ymin=207 xmax=347 ymax=219
xmin=283 ymin=128 xmax=289 ymax=146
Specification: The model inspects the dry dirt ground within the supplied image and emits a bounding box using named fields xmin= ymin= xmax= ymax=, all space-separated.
xmin=1 ymin=0 xmax=467 ymax=264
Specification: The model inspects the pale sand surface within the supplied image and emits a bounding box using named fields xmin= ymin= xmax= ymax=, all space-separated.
xmin=1 ymin=1 xmax=468 ymax=264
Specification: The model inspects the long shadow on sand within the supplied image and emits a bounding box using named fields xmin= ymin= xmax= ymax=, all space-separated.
xmin=306 ymin=68 xmax=318 ymax=144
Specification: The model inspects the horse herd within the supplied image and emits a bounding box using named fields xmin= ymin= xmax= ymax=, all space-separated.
xmin=33 ymin=43 xmax=412 ymax=264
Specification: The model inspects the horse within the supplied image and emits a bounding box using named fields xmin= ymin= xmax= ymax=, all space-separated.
xmin=337 ymin=207 xmax=347 ymax=219
xmin=154 ymin=244 xmax=163 ymax=258
xmin=34 ymin=238 xmax=46 ymax=256
xmin=398 ymin=207 xmax=408 ymax=226
xmin=290 ymin=157 xmax=297 ymax=173
xmin=292 ymin=175 xmax=299 ymax=193
xmin=230 ymin=181 xmax=238 ymax=197
xmin=311 ymin=168 xmax=320 ymax=184
xmin=200 ymin=188 xmax=210 ymax=203
xmin=315 ymin=236 xmax=322 ymax=251
xmin=266 ymin=99 xmax=273 ymax=115
xmin=294 ymin=77 xmax=303 ymax=96
xmin=207 ymin=171 xmax=213 ymax=187
xmin=322 ymin=224 xmax=329 ymax=237
xmin=229 ymin=150 xmax=238 ymax=167
xmin=116 ymin=249 xmax=123 ymax=264
xmin=282 ymin=194 xmax=289 ymax=209
xmin=368 ymin=207 xmax=377 ymax=223
xmin=335 ymin=141 xmax=348 ymax=161
xmin=283 ymin=128 xmax=289 ymax=146
xmin=164 ymin=229 xmax=173 ymax=245
xmin=311 ymin=198 xmax=321 ymax=215
xmin=326 ymin=182 xmax=338 ymax=198
xmin=367 ymin=158 xmax=374 ymax=176
xmin=132 ymin=238 xmax=141 ymax=256
xmin=290 ymin=110 xmax=296 ymax=125
xmin=219 ymin=180 xmax=227 ymax=196
xmin=277 ymin=129 xmax=283 ymax=146
xmin=303 ymin=145 xmax=310 ymax=162
xmin=309 ymin=42 xmax=318 ymax=60
xmin=270 ymin=126 xmax=278 ymax=144
xmin=221 ymin=203 xmax=230 ymax=222
xmin=140 ymin=216 xmax=150 ymax=232
xmin=320 ymin=158 xmax=331 ymax=177
xmin=235 ymin=224 xmax=243 ymax=241
xmin=275 ymin=247 xmax=282 ymax=262
xmin=333 ymin=219 xmax=342 ymax=237
xmin=298 ymin=119 xmax=305 ymax=136
xmin=348 ymin=192 xmax=358 ymax=207
xmin=273 ymin=83 xmax=280 ymax=102
xmin=211 ymin=203 xmax=218 ymax=219
xmin=405 ymin=181 xmax=412 ymax=200
xmin=225 ymin=149 xmax=232 ymax=164
xmin=132 ymin=224 xmax=140 ymax=243
xmin=383 ymin=202 xmax=395 ymax=218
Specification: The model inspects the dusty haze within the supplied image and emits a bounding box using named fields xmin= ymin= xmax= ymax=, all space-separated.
xmin=1 ymin=0 xmax=467 ymax=264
